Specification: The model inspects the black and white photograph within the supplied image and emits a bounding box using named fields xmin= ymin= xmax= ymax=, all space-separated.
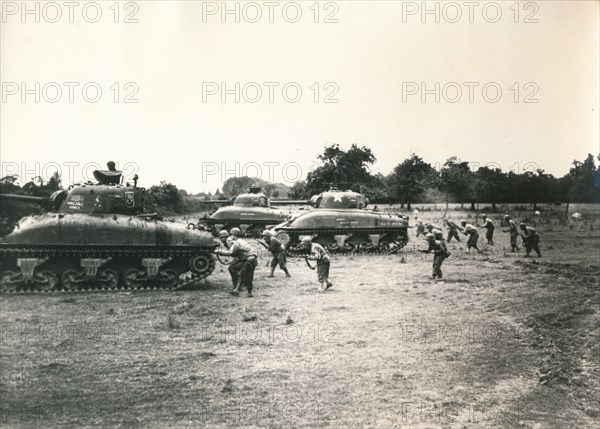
xmin=1 ymin=1 xmax=599 ymax=427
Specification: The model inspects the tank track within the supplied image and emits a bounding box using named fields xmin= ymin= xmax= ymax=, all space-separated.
xmin=0 ymin=244 xmax=216 ymax=294
xmin=278 ymin=228 xmax=410 ymax=257
xmin=196 ymin=223 xmax=279 ymax=239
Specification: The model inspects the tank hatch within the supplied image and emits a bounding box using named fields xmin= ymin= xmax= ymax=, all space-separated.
xmin=314 ymin=190 xmax=368 ymax=209
xmin=232 ymin=193 xmax=269 ymax=208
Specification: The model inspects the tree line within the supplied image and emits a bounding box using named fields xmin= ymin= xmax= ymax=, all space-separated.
xmin=1 ymin=146 xmax=598 ymax=236
xmin=288 ymin=145 xmax=600 ymax=211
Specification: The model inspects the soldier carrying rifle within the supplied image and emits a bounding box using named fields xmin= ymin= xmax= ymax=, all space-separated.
xmin=261 ymin=230 xmax=291 ymax=278
xmin=301 ymin=236 xmax=333 ymax=293
xmin=420 ymin=233 xmax=450 ymax=280
xmin=476 ymin=214 xmax=495 ymax=245
xmin=459 ymin=220 xmax=482 ymax=253
xmin=425 ymin=222 xmax=444 ymax=241
xmin=502 ymin=214 xmax=520 ymax=252
xmin=519 ymin=223 xmax=542 ymax=257
xmin=215 ymin=228 xmax=258 ymax=297
xmin=443 ymin=218 xmax=461 ymax=243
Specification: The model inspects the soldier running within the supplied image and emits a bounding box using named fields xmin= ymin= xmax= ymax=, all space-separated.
xmin=422 ymin=233 xmax=450 ymax=279
xmin=459 ymin=220 xmax=482 ymax=252
xmin=519 ymin=223 xmax=542 ymax=257
xmin=443 ymin=218 xmax=461 ymax=243
xmin=215 ymin=228 xmax=258 ymax=297
xmin=261 ymin=230 xmax=291 ymax=278
xmin=502 ymin=215 xmax=520 ymax=252
xmin=415 ymin=217 xmax=425 ymax=238
xmin=301 ymin=237 xmax=333 ymax=293
xmin=425 ymin=222 xmax=444 ymax=241
xmin=478 ymin=214 xmax=495 ymax=245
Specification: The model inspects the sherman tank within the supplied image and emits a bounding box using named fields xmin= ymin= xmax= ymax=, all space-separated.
xmin=274 ymin=188 xmax=410 ymax=254
xmin=0 ymin=164 xmax=218 ymax=293
xmin=195 ymin=187 xmax=299 ymax=237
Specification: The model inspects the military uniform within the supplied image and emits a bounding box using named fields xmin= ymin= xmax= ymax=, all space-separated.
xmin=483 ymin=218 xmax=495 ymax=245
xmin=415 ymin=219 xmax=425 ymax=237
xmin=425 ymin=223 xmax=444 ymax=240
xmin=309 ymin=243 xmax=332 ymax=285
xmin=430 ymin=227 xmax=444 ymax=241
xmin=462 ymin=223 xmax=480 ymax=251
xmin=521 ymin=226 xmax=542 ymax=257
xmin=445 ymin=220 xmax=461 ymax=242
xmin=426 ymin=239 xmax=449 ymax=279
xmin=221 ymin=238 xmax=258 ymax=294
xmin=507 ymin=219 xmax=519 ymax=252
xmin=267 ymin=236 xmax=289 ymax=275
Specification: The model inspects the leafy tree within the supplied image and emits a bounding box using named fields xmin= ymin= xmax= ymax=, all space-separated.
xmin=0 ymin=173 xmax=63 ymax=237
xmin=305 ymin=144 xmax=377 ymax=195
xmin=288 ymin=180 xmax=309 ymax=199
xmin=567 ymin=154 xmax=599 ymax=202
xmin=221 ymin=177 xmax=289 ymax=199
xmin=362 ymin=173 xmax=391 ymax=204
xmin=145 ymin=181 xmax=184 ymax=215
xmin=439 ymin=157 xmax=473 ymax=208
xmin=222 ymin=177 xmax=258 ymax=198
xmin=472 ymin=167 xmax=506 ymax=210
xmin=387 ymin=154 xmax=435 ymax=210
xmin=559 ymin=154 xmax=600 ymax=213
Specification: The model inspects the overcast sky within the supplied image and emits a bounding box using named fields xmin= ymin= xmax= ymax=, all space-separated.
xmin=1 ymin=0 xmax=598 ymax=193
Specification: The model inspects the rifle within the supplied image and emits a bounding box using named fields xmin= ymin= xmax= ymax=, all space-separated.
xmin=305 ymin=257 xmax=316 ymax=270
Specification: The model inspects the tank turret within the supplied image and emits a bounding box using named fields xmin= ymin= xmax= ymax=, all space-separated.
xmin=274 ymin=187 xmax=409 ymax=254
xmin=196 ymin=188 xmax=301 ymax=237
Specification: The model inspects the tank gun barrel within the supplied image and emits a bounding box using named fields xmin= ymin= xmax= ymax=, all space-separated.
xmin=270 ymin=199 xmax=311 ymax=205
xmin=0 ymin=193 xmax=50 ymax=205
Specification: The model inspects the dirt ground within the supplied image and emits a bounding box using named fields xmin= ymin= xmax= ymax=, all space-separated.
xmin=1 ymin=207 xmax=599 ymax=428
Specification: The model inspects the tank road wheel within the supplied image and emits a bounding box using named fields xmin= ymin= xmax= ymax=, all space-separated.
xmin=378 ymin=243 xmax=392 ymax=254
xmin=61 ymin=269 xmax=84 ymax=291
xmin=189 ymin=253 xmax=216 ymax=278
xmin=123 ymin=269 xmax=144 ymax=290
xmin=159 ymin=269 xmax=180 ymax=289
xmin=342 ymin=243 xmax=356 ymax=254
xmin=357 ymin=242 xmax=374 ymax=254
xmin=0 ymin=271 xmax=19 ymax=294
xmin=325 ymin=243 xmax=339 ymax=253
xmin=98 ymin=269 xmax=119 ymax=290
xmin=393 ymin=233 xmax=409 ymax=249
xmin=35 ymin=270 xmax=59 ymax=292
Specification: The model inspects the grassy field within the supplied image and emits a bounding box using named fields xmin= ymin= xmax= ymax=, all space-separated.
xmin=1 ymin=207 xmax=599 ymax=428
